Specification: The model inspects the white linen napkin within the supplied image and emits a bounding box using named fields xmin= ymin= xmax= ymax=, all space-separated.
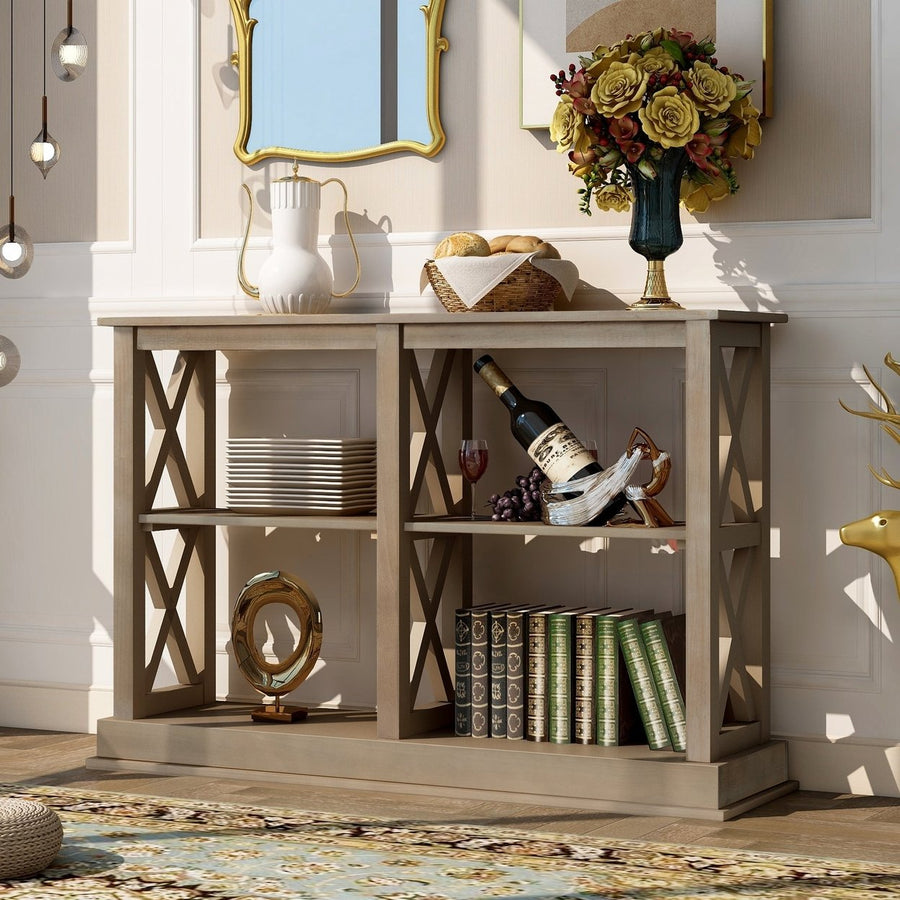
xmin=421 ymin=253 xmax=580 ymax=309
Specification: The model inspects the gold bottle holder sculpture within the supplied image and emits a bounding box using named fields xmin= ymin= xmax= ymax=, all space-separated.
xmin=540 ymin=426 xmax=676 ymax=527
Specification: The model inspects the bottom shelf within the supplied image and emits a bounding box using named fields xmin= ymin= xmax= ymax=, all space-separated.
xmin=89 ymin=703 xmax=795 ymax=821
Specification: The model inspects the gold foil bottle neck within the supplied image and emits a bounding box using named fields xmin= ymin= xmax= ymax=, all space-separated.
xmin=475 ymin=356 xmax=513 ymax=399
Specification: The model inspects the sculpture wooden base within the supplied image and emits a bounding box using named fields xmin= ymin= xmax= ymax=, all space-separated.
xmin=250 ymin=705 xmax=308 ymax=723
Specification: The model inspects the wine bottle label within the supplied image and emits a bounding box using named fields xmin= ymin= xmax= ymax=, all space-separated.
xmin=527 ymin=423 xmax=595 ymax=483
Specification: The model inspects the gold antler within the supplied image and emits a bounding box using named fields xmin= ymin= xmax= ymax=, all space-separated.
xmin=840 ymin=352 xmax=900 ymax=489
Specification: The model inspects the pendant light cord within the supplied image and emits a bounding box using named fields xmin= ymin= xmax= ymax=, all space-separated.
xmin=42 ymin=0 xmax=47 ymax=138
xmin=9 ymin=0 xmax=14 ymax=200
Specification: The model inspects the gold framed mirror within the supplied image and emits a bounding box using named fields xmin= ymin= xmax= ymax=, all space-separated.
xmin=229 ymin=0 xmax=449 ymax=164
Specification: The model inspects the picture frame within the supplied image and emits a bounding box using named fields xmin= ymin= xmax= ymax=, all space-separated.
xmin=519 ymin=0 xmax=773 ymax=129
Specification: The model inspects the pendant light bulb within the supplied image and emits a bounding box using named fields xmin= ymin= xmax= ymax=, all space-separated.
xmin=30 ymin=97 xmax=61 ymax=178
xmin=52 ymin=25 xmax=87 ymax=81
xmin=0 ymin=199 xmax=34 ymax=279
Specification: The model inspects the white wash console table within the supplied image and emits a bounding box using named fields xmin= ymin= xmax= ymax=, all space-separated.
xmin=91 ymin=309 xmax=792 ymax=820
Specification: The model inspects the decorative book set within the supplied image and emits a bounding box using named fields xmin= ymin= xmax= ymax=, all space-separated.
xmin=455 ymin=604 xmax=686 ymax=750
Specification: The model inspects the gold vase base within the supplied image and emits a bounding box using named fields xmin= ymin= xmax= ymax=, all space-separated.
xmin=629 ymin=259 xmax=683 ymax=310
xmin=251 ymin=703 xmax=309 ymax=723
xmin=628 ymin=297 xmax=684 ymax=310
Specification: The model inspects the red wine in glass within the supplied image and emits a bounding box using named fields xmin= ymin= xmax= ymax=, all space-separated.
xmin=459 ymin=439 xmax=489 ymax=520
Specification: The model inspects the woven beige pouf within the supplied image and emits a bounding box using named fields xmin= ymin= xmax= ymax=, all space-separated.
xmin=0 ymin=797 xmax=63 ymax=880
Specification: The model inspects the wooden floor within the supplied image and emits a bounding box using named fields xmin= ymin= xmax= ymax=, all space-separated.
xmin=4 ymin=726 xmax=900 ymax=866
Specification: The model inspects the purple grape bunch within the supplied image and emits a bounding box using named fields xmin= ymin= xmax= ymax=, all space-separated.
xmin=489 ymin=466 xmax=545 ymax=522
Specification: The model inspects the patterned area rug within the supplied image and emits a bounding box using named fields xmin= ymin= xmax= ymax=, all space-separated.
xmin=2 ymin=784 xmax=900 ymax=898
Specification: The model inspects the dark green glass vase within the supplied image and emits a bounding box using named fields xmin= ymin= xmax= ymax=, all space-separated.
xmin=626 ymin=147 xmax=689 ymax=310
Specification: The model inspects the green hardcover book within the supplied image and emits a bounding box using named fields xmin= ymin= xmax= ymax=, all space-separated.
xmin=548 ymin=608 xmax=590 ymax=744
xmin=593 ymin=609 xmax=643 ymax=746
xmin=617 ymin=617 xmax=672 ymax=750
xmin=641 ymin=614 xmax=687 ymax=752
xmin=454 ymin=608 xmax=472 ymax=736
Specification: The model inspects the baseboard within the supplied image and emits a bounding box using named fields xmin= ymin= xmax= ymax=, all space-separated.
xmin=780 ymin=733 xmax=900 ymax=797
xmin=0 ymin=680 xmax=111 ymax=734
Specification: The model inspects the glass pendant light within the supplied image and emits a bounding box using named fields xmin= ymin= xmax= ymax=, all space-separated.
xmin=30 ymin=0 xmax=61 ymax=179
xmin=1 ymin=0 xmax=34 ymax=279
xmin=52 ymin=0 xmax=88 ymax=82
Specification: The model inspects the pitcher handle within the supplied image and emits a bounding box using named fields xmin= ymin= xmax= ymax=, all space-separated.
xmin=237 ymin=183 xmax=259 ymax=300
xmin=322 ymin=177 xmax=361 ymax=298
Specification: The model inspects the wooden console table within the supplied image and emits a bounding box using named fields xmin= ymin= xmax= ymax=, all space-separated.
xmin=91 ymin=309 xmax=792 ymax=820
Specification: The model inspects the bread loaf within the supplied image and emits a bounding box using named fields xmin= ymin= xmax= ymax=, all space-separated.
xmin=530 ymin=242 xmax=561 ymax=259
xmin=505 ymin=235 xmax=543 ymax=253
xmin=488 ymin=234 xmax=517 ymax=254
xmin=433 ymin=232 xmax=491 ymax=259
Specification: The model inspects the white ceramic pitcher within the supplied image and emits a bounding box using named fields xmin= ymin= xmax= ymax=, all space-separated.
xmin=238 ymin=167 xmax=361 ymax=314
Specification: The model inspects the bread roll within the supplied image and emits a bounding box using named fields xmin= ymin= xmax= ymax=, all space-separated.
xmin=530 ymin=241 xmax=560 ymax=259
xmin=505 ymin=235 xmax=543 ymax=253
xmin=488 ymin=234 xmax=517 ymax=254
xmin=433 ymin=232 xmax=491 ymax=259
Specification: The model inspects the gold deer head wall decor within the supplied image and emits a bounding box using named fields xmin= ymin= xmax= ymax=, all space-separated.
xmin=839 ymin=352 xmax=900 ymax=598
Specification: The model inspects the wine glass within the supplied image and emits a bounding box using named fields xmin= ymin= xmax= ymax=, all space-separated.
xmin=458 ymin=439 xmax=489 ymax=520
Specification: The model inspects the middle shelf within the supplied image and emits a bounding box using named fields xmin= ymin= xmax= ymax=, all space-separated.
xmin=139 ymin=508 xmax=760 ymax=550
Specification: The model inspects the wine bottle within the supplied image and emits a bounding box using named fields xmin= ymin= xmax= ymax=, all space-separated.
xmin=473 ymin=354 xmax=629 ymax=523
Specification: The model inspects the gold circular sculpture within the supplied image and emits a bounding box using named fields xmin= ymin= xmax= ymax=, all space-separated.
xmin=231 ymin=570 xmax=323 ymax=722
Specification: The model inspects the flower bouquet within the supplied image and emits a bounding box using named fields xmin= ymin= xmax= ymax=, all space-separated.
xmin=550 ymin=27 xmax=761 ymax=307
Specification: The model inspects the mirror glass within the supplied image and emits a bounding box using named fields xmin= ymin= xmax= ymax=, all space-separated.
xmin=231 ymin=0 xmax=448 ymax=163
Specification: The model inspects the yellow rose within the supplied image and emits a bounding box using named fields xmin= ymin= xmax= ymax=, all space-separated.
xmin=688 ymin=62 xmax=737 ymax=114
xmin=595 ymin=183 xmax=633 ymax=213
xmin=634 ymin=47 xmax=677 ymax=79
xmin=680 ymin=175 xmax=730 ymax=213
xmin=638 ymin=86 xmax=700 ymax=148
xmin=729 ymin=93 xmax=760 ymax=124
xmin=725 ymin=93 xmax=761 ymax=159
xmin=727 ymin=117 xmax=762 ymax=159
xmin=590 ymin=61 xmax=649 ymax=117
xmin=586 ymin=45 xmax=630 ymax=80
xmin=550 ymin=96 xmax=580 ymax=151
xmin=637 ymin=28 xmax=667 ymax=51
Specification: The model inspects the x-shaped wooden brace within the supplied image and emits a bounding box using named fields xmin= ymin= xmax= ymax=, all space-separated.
xmin=408 ymin=535 xmax=455 ymax=710
xmin=145 ymin=352 xmax=201 ymax=509
xmin=716 ymin=545 xmax=758 ymax=724
xmin=144 ymin=527 xmax=202 ymax=692
xmin=409 ymin=350 xmax=458 ymax=516
xmin=717 ymin=346 xmax=757 ymax=526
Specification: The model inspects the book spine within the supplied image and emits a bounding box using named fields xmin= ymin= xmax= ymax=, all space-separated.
xmin=641 ymin=618 xmax=687 ymax=752
xmin=573 ymin=614 xmax=595 ymax=744
xmin=454 ymin=609 xmax=471 ymax=736
xmin=617 ymin=618 xmax=672 ymax=750
xmin=469 ymin=608 xmax=491 ymax=738
xmin=594 ymin=616 xmax=618 ymax=746
xmin=506 ymin=610 xmax=526 ymax=740
xmin=548 ymin=614 xmax=573 ymax=744
xmin=526 ymin=613 xmax=549 ymax=742
xmin=489 ymin=610 xmax=508 ymax=738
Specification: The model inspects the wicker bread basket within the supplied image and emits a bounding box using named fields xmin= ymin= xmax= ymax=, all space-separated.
xmin=424 ymin=259 xmax=561 ymax=313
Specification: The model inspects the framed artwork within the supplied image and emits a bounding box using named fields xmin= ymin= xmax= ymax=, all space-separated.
xmin=519 ymin=0 xmax=772 ymax=129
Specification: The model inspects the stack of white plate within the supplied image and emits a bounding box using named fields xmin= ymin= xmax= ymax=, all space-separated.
xmin=226 ymin=438 xmax=376 ymax=514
